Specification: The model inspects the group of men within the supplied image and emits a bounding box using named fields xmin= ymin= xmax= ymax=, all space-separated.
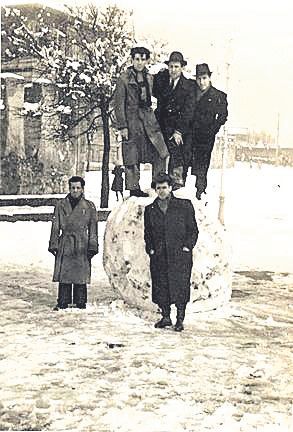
xmin=48 ymin=48 xmax=228 ymax=332
xmin=114 ymin=47 xmax=228 ymax=199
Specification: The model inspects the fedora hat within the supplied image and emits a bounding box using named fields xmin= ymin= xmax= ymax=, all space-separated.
xmin=164 ymin=51 xmax=187 ymax=67
xmin=196 ymin=63 xmax=212 ymax=77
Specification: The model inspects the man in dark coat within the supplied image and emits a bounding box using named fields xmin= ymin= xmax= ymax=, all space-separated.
xmin=144 ymin=173 xmax=198 ymax=331
xmin=48 ymin=176 xmax=99 ymax=310
xmin=153 ymin=52 xmax=196 ymax=189
xmin=114 ymin=47 xmax=169 ymax=197
xmin=191 ymin=63 xmax=228 ymax=199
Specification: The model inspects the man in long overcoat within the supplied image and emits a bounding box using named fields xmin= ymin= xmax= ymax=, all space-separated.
xmin=191 ymin=63 xmax=228 ymax=199
xmin=48 ymin=176 xmax=98 ymax=310
xmin=114 ymin=46 xmax=169 ymax=197
xmin=144 ymin=173 xmax=198 ymax=331
xmin=153 ymin=51 xmax=196 ymax=189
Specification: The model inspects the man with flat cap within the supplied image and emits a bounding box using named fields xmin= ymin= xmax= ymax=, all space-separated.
xmin=114 ymin=46 xmax=169 ymax=197
xmin=153 ymin=52 xmax=196 ymax=189
xmin=191 ymin=63 xmax=228 ymax=200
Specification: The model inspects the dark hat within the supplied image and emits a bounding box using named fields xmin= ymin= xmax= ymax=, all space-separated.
xmin=196 ymin=63 xmax=212 ymax=77
xmin=164 ymin=51 xmax=187 ymax=66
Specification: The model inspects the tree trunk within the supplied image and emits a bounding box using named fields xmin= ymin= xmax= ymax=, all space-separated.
xmin=100 ymin=105 xmax=110 ymax=208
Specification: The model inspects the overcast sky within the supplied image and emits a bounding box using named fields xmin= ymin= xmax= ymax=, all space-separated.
xmin=3 ymin=0 xmax=293 ymax=145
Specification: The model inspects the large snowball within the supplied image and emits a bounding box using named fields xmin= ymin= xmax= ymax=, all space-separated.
xmin=103 ymin=188 xmax=232 ymax=314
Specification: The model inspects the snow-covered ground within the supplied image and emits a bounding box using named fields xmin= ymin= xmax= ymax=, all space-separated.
xmin=0 ymin=163 xmax=292 ymax=431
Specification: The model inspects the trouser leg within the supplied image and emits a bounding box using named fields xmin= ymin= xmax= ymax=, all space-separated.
xmin=169 ymin=165 xmax=184 ymax=189
xmin=73 ymin=284 xmax=87 ymax=307
xmin=175 ymin=303 xmax=187 ymax=332
xmin=195 ymin=166 xmax=208 ymax=196
xmin=152 ymin=156 xmax=168 ymax=181
xmin=57 ymin=283 xmax=72 ymax=308
xmin=124 ymin=165 xmax=140 ymax=191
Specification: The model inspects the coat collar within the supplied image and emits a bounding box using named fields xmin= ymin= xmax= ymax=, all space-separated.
xmin=127 ymin=66 xmax=151 ymax=87
xmin=63 ymin=195 xmax=87 ymax=214
xmin=152 ymin=193 xmax=181 ymax=211
xmin=196 ymin=84 xmax=217 ymax=101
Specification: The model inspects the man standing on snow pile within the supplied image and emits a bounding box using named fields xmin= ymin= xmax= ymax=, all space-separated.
xmin=153 ymin=51 xmax=196 ymax=189
xmin=191 ymin=63 xmax=228 ymax=200
xmin=114 ymin=46 xmax=169 ymax=197
xmin=48 ymin=176 xmax=98 ymax=311
xmin=144 ymin=173 xmax=199 ymax=332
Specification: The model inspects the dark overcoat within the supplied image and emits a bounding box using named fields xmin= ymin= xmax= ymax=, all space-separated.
xmin=144 ymin=195 xmax=198 ymax=305
xmin=113 ymin=67 xmax=169 ymax=166
xmin=153 ymin=70 xmax=196 ymax=168
xmin=49 ymin=196 xmax=98 ymax=284
xmin=191 ymin=84 xmax=228 ymax=172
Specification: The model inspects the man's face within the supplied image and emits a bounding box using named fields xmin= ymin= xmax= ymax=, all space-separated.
xmin=132 ymin=53 xmax=148 ymax=72
xmin=69 ymin=181 xmax=84 ymax=199
xmin=155 ymin=182 xmax=172 ymax=200
xmin=168 ymin=61 xmax=183 ymax=80
xmin=196 ymin=73 xmax=211 ymax=91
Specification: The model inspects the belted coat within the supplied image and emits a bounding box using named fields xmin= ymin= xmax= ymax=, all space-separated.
xmin=113 ymin=67 xmax=169 ymax=166
xmin=144 ymin=195 xmax=198 ymax=305
xmin=49 ymin=196 xmax=98 ymax=284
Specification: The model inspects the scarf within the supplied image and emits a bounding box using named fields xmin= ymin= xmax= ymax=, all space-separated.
xmin=133 ymin=68 xmax=152 ymax=108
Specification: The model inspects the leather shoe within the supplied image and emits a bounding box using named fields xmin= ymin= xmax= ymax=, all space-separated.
xmin=130 ymin=189 xmax=149 ymax=197
xmin=174 ymin=319 xmax=184 ymax=332
xmin=154 ymin=317 xmax=172 ymax=328
xmin=53 ymin=304 xmax=68 ymax=311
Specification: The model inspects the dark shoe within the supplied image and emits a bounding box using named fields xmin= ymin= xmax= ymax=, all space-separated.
xmin=174 ymin=319 xmax=184 ymax=332
xmin=196 ymin=190 xmax=202 ymax=200
xmin=76 ymin=303 xmax=86 ymax=309
xmin=196 ymin=190 xmax=206 ymax=200
xmin=154 ymin=317 xmax=172 ymax=328
xmin=130 ymin=189 xmax=149 ymax=197
xmin=172 ymin=183 xmax=184 ymax=191
xmin=53 ymin=304 xmax=68 ymax=311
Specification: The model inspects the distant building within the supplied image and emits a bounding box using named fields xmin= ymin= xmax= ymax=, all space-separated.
xmin=1 ymin=3 xmax=122 ymax=195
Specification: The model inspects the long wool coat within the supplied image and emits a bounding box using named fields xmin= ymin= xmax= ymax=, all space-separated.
xmin=191 ymin=84 xmax=228 ymax=172
xmin=153 ymin=70 xmax=196 ymax=168
xmin=113 ymin=67 xmax=169 ymax=166
xmin=49 ymin=196 xmax=98 ymax=284
xmin=144 ymin=195 xmax=198 ymax=306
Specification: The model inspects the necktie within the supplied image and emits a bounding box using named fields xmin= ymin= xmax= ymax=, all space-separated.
xmin=169 ymin=79 xmax=174 ymax=91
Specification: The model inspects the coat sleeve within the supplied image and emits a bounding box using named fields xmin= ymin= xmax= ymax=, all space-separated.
xmin=214 ymin=92 xmax=228 ymax=133
xmin=88 ymin=202 xmax=99 ymax=253
xmin=144 ymin=207 xmax=154 ymax=255
xmin=175 ymin=80 xmax=196 ymax=136
xmin=113 ymin=75 xmax=128 ymax=130
xmin=183 ymin=200 xmax=199 ymax=250
xmin=48 ymin=202 xmax=61 ymax=251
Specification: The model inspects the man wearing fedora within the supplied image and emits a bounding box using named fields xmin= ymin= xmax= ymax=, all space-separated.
xmin=153 ymin=51 xmax=196 ymax=189
xmin=114 ymin=46 xmax=169 ymax=197
xmin=191 ymin=63 xmax=228 ymax=200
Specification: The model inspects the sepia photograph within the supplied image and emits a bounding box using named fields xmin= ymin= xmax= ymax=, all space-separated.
xmin=0 ymin=0 xmax=292 ymax=430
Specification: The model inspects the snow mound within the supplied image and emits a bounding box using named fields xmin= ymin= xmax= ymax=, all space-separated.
xmin=103 ymin=187 xmax=232 ymax=314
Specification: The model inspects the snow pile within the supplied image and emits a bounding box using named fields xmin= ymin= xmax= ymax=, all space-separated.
xmin=103 ymin=188 xmax=232 ymax=314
